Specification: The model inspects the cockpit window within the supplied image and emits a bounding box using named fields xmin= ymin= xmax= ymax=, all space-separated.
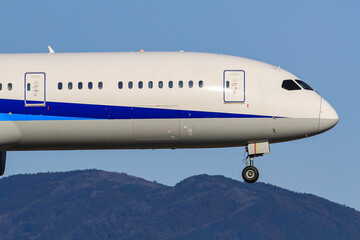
xmin=295 ymin=80 xmax=314 ymax=91
xmin=282 ymin=80 xmax=301 ymax=91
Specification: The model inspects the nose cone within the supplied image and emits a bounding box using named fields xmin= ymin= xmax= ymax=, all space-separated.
xmin=319 ymin=98 xmax=339 ymax=133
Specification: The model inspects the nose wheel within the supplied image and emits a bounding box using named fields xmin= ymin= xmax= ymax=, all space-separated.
xmin=242 ymin=166 xmax=259 ymax=183
xmin=242 ymin=155 xmax=259 ymax=183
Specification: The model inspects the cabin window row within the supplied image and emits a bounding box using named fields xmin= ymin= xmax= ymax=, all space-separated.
xmin=58 ymin=82 xmax=103 ymax=90
xmin=118 ymin=80 xmax=204 ymax=89
xmin=0 ymin=83 xmax=13 ymax=91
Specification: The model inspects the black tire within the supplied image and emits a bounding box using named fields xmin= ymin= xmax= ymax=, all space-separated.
xmin=0 ymin=151 xmax=6 ymax=176
xmin=242 ymin=166 xmax=259 ymax=183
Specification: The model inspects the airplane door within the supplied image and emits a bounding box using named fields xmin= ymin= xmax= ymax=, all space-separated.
xmin=25 ymin=72 xmax=46 ymax=106
xmin=223 ymin=70 xmax=245 ymax=102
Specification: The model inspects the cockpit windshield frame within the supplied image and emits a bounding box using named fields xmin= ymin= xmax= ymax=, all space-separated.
xmin=295 ymin=79 xmax=314 ymax=91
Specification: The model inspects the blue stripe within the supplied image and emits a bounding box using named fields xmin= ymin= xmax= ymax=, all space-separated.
xmin=0 ymin=113 xmax=94 ymax=121
xmin=0 ymin=99 xmax=277 ymax=121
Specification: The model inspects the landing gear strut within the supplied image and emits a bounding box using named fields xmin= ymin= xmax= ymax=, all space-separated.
xmin=242 ymin=141 xmax=270 ymax=183
xmin=0 ymin=151 xmax=6 ymax=176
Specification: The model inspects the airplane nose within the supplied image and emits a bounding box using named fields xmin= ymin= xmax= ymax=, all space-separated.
xmin=318 ymin=98 xmax=339 ymax=133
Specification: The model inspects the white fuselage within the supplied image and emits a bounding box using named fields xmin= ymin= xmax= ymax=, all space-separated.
xmin=0 ymin=52 xmax=338 ymax=151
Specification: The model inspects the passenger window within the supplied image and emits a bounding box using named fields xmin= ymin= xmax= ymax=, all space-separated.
xmin=98 ymin=82 xmax=103 ymax=89
xmin=295 ymin=80 xmax=314 ymax=91
xmin=88 ymin=82 xmax=93 ymax=89
xmin=138 ymin=81 xmax=143 ymax=89
xmin=179 ymin=81 xmax=183 ymax=88
xmin=169 ymin=81 xmax=173 ymax=88
xmin=189 ymin=80 xmax=193 ymax=88
xmin=148 ymin=81 xmax=153 ymax=89
xmin=118 ymin=81 xmax=123 ymax=89
xmin=78 ymin=82 xmax=83 ymax=89
xmin=58 ymin=82 xmax=63 ymax=90
xmin=0 ymin=83 xmax=2 ymax=91
xmin=128 ymin=81 xmax=133 ymax=89
xmin=226 ymin=81 xmax=230 ymax=88
xmin=27 ymin=83 xmax=31 ymax=91
xmin=282 ymin=80 xmax=301 ymax=91
xmin=199 ymin=80 xmax=204 ymax=88
xmin=159 ymin=81 xmax=163 ymax=89
xmin=68 ymin=82 xmax=73 ymax=90
xmin=8 ymin=83 xmax=12 ymax=91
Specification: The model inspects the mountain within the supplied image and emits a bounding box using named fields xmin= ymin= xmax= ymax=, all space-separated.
xmin=0 ymin=170 xmax=359 ymax=240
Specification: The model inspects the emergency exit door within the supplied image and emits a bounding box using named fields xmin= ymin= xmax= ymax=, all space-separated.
xmin=223 ymin=70 xmax=245 ymax=102
xmin=25 ymin=72 xmax=46 ymax=106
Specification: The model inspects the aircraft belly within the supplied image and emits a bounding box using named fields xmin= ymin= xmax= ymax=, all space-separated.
xmin=1 ymin=117 xmax=319 ymax=150
xmin=9 ymin=120 xmax=114 ymax=150
xmin=179 ymin=118 xmax=319 ymax=145
xmin=0 ymin=121 xmax=21 ymax=149
xmin=133 ymin=119 xmax=180 ymax=140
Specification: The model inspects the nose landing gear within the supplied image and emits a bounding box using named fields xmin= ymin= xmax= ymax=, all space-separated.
xmin=242 ymin=141 xmax=270 ymax=183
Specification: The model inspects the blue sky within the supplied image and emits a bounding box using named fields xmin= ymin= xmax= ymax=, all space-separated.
xmin=0 ymin=1 xmax=359 ymax=210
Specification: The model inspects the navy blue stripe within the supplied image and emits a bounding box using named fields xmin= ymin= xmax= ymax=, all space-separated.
xmin=0 ymin=99 xmax=277 ymax=120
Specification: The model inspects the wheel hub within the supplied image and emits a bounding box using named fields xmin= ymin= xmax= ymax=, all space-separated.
xmin=246 ymin=170 xmax=255 ymax=179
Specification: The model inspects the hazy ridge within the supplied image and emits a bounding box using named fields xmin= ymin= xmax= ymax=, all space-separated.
xmin=0 ymin=170 xmax=359 ymax=240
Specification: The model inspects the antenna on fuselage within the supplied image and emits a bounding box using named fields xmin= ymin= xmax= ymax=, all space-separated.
xmin=48 ymin=46 xmax=55 ymax=54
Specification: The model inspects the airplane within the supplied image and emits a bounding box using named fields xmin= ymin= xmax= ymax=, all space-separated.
xmin=0 ymin=50 xmax=339 ymax=183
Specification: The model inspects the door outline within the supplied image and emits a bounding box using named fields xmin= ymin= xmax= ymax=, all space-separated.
xmin=223 ymin=70 xmax=245 ymax=103
xmin=24 ymin=72 xmax=46 ymax=107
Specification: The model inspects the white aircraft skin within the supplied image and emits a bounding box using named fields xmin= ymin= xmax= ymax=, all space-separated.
xmin=0 ymin=51 xmax=339 ymax=182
